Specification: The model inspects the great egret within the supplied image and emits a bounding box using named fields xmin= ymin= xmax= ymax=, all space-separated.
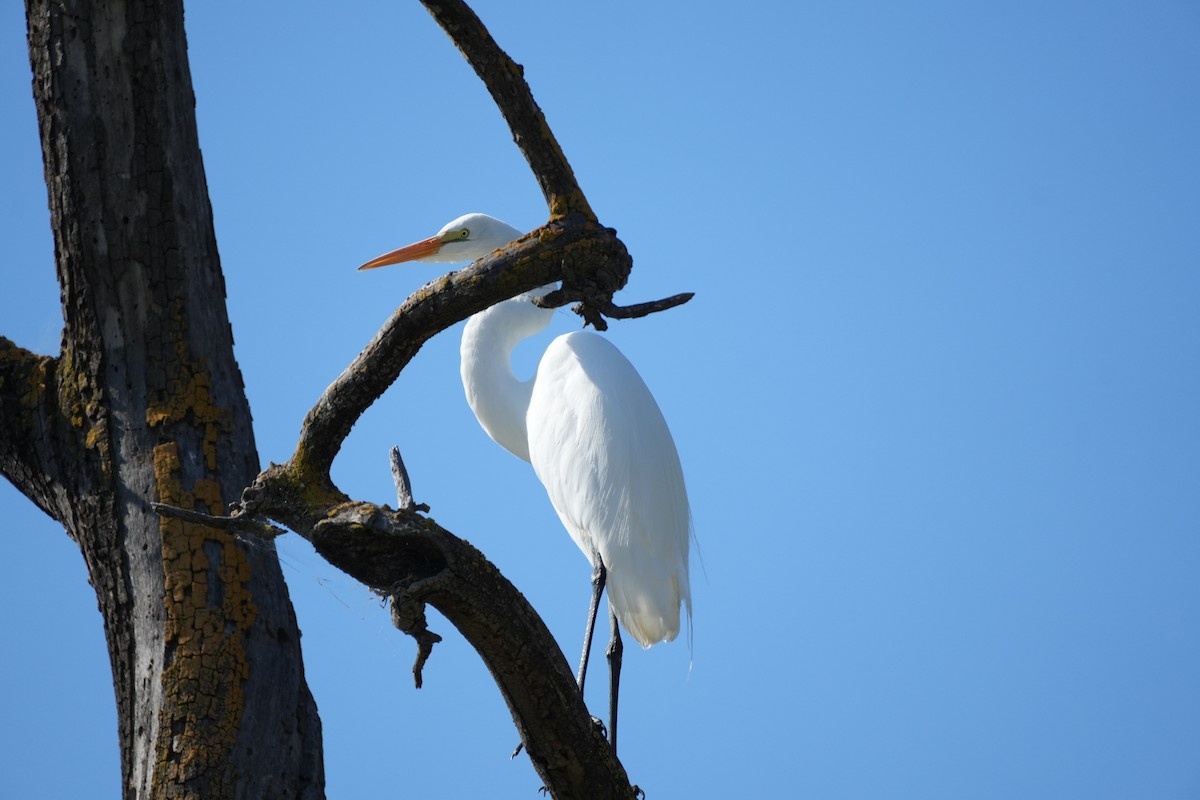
xmin=359 ymin=213 xmax=691 ymax=750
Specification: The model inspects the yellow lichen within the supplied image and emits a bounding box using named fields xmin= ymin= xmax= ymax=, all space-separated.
xmin=145 ymin=327 xmax=256 ymax=797
xmin=51 ymin=343 xmax=114 ymax=480
xmin=145 ymin=339 xmax=232 ymax=471
xmin=151 ymin=440 xmax=258 ymax=798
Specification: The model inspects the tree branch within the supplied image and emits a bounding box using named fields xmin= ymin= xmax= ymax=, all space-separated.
xmin=599 ymin=292 xmax=696 ymax=320
xmin=421 ymin=0 xmax=595 ymax=220
xmin=535 ymin=289 xmax=696 ymax=331
xmin=0 ymin=336 xmax=76 ymax=524
xmin=218 ymin=474 xmax=640 ymax=799
xmin=149 ymin=501 xmax=288 ymax=540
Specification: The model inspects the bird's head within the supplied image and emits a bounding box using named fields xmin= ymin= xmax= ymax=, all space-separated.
xmin=358 ymin=213 xmax=524 ymax=269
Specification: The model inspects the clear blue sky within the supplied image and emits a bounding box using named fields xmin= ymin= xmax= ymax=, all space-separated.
xmin=3 ymin=2 xmax=1199 ymax=797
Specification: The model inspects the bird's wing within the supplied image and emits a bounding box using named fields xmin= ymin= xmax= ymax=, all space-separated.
xmin=528 ymin=332 xmax=691 ymax=648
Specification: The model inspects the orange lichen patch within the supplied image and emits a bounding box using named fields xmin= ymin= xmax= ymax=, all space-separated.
xmin=548 ymin=189 xmax=595 ymax=222
xmin=146 ymin=363 xmax=230 ymax=469
xmin=537 ymin=225 xmax=563 ymax=245
xmin=151 ymin=441 xmax=258 ymax=798
xmin=191 ymin=478 xmax=224 ymax=515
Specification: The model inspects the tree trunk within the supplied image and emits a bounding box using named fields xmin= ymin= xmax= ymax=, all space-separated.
xmin=5 ymin=1 xmax=324 ymax=797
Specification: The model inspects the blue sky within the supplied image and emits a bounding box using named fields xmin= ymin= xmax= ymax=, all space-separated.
xmin=3 ymin=2 xmax=1199 ymax=797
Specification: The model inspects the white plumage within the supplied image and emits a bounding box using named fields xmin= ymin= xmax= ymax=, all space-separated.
xmin=464 ymin=292 xmax=691 ymax=647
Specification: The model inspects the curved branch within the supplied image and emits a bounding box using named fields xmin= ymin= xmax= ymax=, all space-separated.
xmin=421 ymin=0 xmax=594 ymax=220
xmin=221 ymin=472 xmax=639 ymax=799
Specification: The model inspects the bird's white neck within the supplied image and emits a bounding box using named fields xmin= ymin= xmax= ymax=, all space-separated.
xmin=460 ymin=287 xmax=557 ymax=463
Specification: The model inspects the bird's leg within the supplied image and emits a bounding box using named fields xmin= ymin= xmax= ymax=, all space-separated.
xmin=576 ymin=554 xmax=606 ymax=695
xmin=512 ymin=557 xmax=607 ymax=763
xmin=606 ymin=607 xmax=624 ymax=752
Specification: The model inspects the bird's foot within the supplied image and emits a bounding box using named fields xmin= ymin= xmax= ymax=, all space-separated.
xmin=633 ymin=785 xmax=645 ymax=799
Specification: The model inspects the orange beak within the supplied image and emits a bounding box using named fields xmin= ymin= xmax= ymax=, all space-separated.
xmin=357 ymin=235 xmax=443 ymax=271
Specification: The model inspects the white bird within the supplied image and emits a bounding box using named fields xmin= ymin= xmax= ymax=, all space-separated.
xmin=359 ymin=213 xmax=691 ymax=750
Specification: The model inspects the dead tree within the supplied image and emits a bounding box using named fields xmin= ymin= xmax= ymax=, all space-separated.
xmin=2 ymin=2 xmax=685 ymax=798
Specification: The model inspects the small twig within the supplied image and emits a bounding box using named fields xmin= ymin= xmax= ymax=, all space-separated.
xmin=149 ymin=502 xmax=288 ymax=539
xmin=599 ymin=292 xmax=694 ymax=320
xmin=411 ymin=627 xmax=442 ymax=689
xmin=534 ymin=290 xmax=695 ymax=330
xmin=390 ymin=590 xmax=443 ymax=689
xmin=389 ymin=446 xmax=429 ymax=513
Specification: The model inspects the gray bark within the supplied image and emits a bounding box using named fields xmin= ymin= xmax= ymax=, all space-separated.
xmin=4 ymin=1 xmax=325 ymax=797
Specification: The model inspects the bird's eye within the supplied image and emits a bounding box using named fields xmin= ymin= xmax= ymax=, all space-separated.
xmin=460 ymin=229 xmax=470 ymax=239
